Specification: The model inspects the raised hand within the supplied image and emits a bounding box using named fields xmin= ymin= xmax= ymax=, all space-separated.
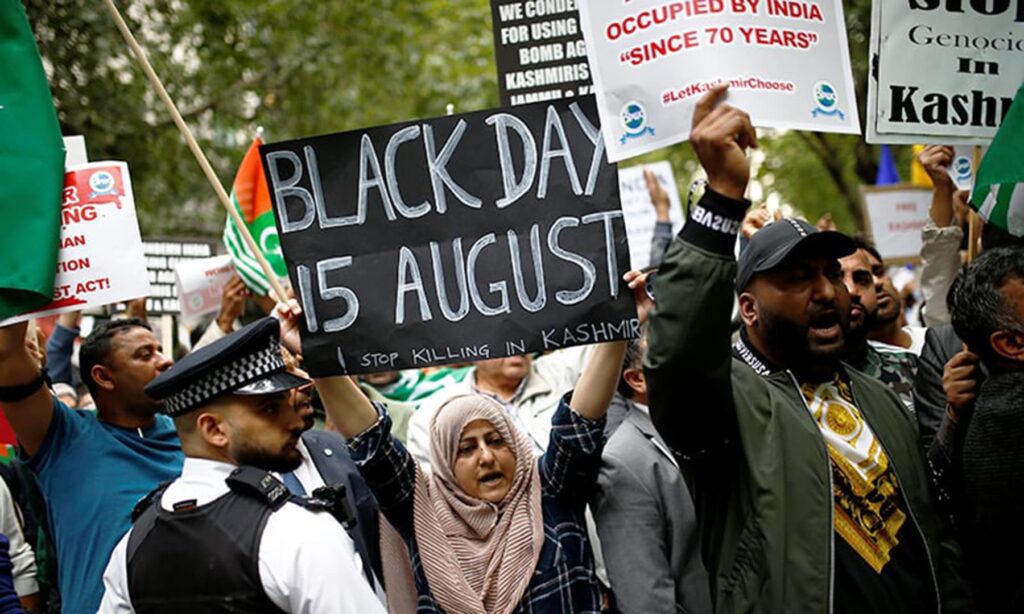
xmin=643 ymin=168 xmax=671 ymax=223
xmin=624 ymin=270 xmax=654 ymax=325
xmin=690 ymin=84 xmax=757 ymax=200
xmin=217 ymin=274 xmax=249 ymax=334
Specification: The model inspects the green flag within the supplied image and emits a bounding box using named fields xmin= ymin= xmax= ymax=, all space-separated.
xmin=0 ymin=0 xmax=65 ymax=320
xmin=971 ymin=82 xmax=1024 ymax=237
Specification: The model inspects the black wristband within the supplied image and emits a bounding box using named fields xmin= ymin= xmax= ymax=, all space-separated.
xmin=679 ymin=188 xmax=749 ymax=256
xmin=0 ymin=372 xmax=47 ymax=403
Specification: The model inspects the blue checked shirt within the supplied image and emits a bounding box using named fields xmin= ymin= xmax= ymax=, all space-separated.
xmin=348 ymin=395 xmax=606 ymax=613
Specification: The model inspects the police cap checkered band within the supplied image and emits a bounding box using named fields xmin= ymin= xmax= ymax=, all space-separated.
xmin=162 ymin=337 xmax=284 ymax=416
xmin=144 ymin=317 xmax=308 ymax=417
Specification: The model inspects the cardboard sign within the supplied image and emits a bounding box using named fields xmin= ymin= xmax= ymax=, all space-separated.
xmin=2 ymin=162 xmax=150 ymax=325
xmin=867 ymin=0 xmax=1024 ymax=144
xmin=261 ymin=96 xmax=638 ymax=376
xmin=175 ymin=255 xmax=235 ymax=324
xmin=490 ymin=0 xmax=593 ymax=107
xmin=617 ymin=162 xmax=685 ymax=270
xmin=861 ymin=185 xmax=933 ymax=263
xmin=140 ymin=240 xmax=216 ymax=314
xmin=577 ymin=0 xmax=860 ymax=162
xmin=63 ymin=136 xmax=88 ymax=168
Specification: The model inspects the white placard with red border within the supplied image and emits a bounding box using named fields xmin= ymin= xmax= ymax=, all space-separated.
xmin=1 ymin=162 xmax=150 ymax=325
xmin=577 ymin=0 xmax=861 ymax=162
xmin=175 ymin=255 xmax=235 ymax=325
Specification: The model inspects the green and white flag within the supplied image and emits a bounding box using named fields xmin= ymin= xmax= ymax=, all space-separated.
xmin=0 ymin=0 xmax=65 ymax=320
xmin=222 ymin=135 xmax=288 ymax=295
xmin=971 ymin=82 xmax=1024 ymax=237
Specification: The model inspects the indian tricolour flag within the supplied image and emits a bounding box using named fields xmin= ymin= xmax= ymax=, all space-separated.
xmin=971 ymin=83 xmax=1024 ymax=238
xmin=223 ymin=136 xmax=288 ymax=295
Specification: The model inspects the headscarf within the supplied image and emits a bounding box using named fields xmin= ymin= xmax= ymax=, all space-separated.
xmin=410 ymin=394 xmax=544 ymax=614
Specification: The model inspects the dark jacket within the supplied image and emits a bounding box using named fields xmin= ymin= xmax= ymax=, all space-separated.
xmin=644 ymin=189 xmax=973 ymax=613
xmin=962 ymin=370 xmax=1024 ymax=613
xmin=300 ymin=429 xmax=382 ymax=583
xmin=914 ymin=323 xmax=965 ymax=452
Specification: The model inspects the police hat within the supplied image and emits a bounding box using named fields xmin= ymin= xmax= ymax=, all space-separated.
xmin=145 ymin=317 xmax=310 ymax=417
xmin=735 ymin=218 xmax=856 ymax=293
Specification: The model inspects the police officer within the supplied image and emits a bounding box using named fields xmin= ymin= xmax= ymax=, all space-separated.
xmin=99 ymin=318 xmax=386 ymax=613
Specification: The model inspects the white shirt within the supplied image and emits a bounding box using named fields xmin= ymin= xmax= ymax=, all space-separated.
xmin=0 ymin=478 xmax=37 ymax=597
xmin=98 ymin=458 xmax=386 ymax=614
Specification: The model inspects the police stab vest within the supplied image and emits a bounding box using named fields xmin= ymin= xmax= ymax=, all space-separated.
xmin=125 ymin=467 xmax=294 ymax=613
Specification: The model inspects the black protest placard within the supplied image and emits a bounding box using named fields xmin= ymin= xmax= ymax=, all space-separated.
xmin=261 ymin=96 xmax=636 ymax=377
xmin=490 ymin=0 xmax=592 ymax=107
xmin=140 ymin=240 xmax=215 ymax=314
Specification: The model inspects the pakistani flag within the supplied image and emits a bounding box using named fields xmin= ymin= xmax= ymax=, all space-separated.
xmin=971 ymin=83 xmax=1024 ymax=237
xmin=0 ymin=1 xmax=65 ymax=320
xmin=223 ymin=136 xmax=288 ymax=295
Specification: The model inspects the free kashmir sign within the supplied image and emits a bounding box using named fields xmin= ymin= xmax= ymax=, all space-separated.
xmin=577 ymin=0 xmax=860 ymax=162
xmin=867 ymin=0 xmax=1024 ymax=144
xmin=261 ymin=96 xmax=638 ymax=376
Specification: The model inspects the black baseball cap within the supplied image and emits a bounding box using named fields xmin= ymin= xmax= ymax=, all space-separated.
xmin=736 ymin=218 xmax=856 ymax=292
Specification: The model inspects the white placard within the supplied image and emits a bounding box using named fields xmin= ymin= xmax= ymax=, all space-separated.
xmin=946 ymin=145 xmax=989 ymax=191
xmin=617 ymin=162 xmax=685 ymax=270
xmin=63 ymin=136 xmax=88 ymax=168
xmin=175 ymin=255 xmax=235 ymax=325
xmin=866 ymin=0 xmax=1024 ymax=144
xmin=578 ymin=0 xmax=860 ymax=162
xmin=861 ymin=185 xmax=933 ymax=262
xmin=2 ymin=162 xmax=150 ymax=325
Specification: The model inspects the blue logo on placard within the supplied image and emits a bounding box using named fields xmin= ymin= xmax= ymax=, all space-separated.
xmin=953 ymin=156 xmax=972 ymax=182
xmin=811 ymin=81 xmax=845 ymax=120
xmin=620 ymin=101 xmax=655 ymax=144
xmin=88 ymin=170 xmax=119 ymax=199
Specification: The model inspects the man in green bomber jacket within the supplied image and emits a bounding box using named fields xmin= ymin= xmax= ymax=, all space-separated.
xmin=644 ymin=84 xmax=973 ymax=613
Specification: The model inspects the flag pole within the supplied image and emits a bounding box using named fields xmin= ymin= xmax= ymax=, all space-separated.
xmin=967 ymin=145 xmax=984 ymax=263
xmin=102 ymin=0 xmax=288 ymax=304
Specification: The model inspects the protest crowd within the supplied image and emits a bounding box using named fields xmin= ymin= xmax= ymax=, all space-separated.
xmin=2 ymin=0 xmax=1024 ymax=613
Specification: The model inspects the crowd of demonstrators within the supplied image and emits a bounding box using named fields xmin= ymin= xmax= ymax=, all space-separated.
xmin=2 ymin=85 xmax=1024 ymax=613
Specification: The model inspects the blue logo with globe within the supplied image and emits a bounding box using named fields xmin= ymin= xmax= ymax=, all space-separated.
xmin=811 ymin=81 xmax=845 ymax=121
xmin=953 ymin=156 xmax=972 ymax=185
xmin=619 ymin=101 xmax=655 ymax=144
xmin=88 ymin=170 xmax=119 ymax=198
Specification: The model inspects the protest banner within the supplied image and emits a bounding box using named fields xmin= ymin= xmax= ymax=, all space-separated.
xmin=138 ymin=240 xmax=217 ymax=314
xmin=490 ymin=0 xmax=593 ymax=107
xmin=617 ymin=162 xmax=684 ymax=270
xmin=1 ymin=162 xmax=150 ymax=325
xmin=577 ymin=0 xmax=860 ymax=162
xmin=175 ymin=255 xmax=235 ymax=325
xmin=860 ymin=185 xmax=933 ymax=263
xmin=866 ymin=0 xmax=1024 ymax=144
xmin=261 ymin=96 xmax=637 ymax=376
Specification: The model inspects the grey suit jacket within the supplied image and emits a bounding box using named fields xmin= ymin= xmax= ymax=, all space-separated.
xmin=593 ymin=404 xmax=712 ymax=614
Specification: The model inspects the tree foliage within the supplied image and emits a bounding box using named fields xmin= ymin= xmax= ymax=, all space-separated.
xmin=27 ymin=0 xmax=912 ymax=238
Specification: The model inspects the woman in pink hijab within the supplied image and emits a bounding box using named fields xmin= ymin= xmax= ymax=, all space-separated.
xmin=296 ymin=273 xmax=651 ymax=613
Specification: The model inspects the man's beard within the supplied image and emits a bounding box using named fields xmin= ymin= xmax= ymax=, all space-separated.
xmin=231 ymin=437 xmax=303 ymax=473
xmin=759 ymin=305 xmax=848 ymax=372
xmin=874 ymin=291 xmax=901 ymax=324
